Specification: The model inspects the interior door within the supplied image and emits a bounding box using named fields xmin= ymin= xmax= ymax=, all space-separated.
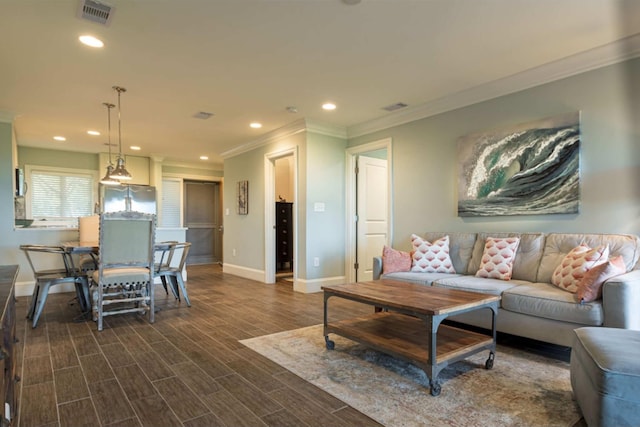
xmin=184 ymin=181 xmax=222 ymax=264
xmin=356 ymin=155 xmax=388 ymax=281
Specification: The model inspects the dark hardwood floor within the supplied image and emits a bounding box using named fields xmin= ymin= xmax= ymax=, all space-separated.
xmin=15 ymin=264 xmax=382 ymax=427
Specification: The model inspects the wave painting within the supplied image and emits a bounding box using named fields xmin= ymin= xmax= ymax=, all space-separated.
xmin=457 ymin=112 xmax=580 ymax=217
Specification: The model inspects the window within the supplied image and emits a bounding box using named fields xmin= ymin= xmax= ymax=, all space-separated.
xmin=25 ymin=165 xmax=98 ymax=227
xmin=161 ymin=178 xmax=182 ymax=227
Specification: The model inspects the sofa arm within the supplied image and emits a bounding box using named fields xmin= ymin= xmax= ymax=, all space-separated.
xmin=602 ymin=269 xmax=640 ymax=329
xmin=373 ymin=256 xmax=383 ymax=280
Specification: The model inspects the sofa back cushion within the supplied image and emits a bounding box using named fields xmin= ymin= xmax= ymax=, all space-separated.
xmin=421 ymin=232 xmax=477 ymax=275
xmin=468 ymin=232 xmax=546 ymax=283
xmin=537 ymin=233 xmax=640 ymax=284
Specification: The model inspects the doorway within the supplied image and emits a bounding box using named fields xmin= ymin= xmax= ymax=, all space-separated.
xmin=184 ymin=180 xmax=222 ymax=264
xmin=345 ymin=138 xmax=392 ymax=282
xmin=264 ymin=148 xmax=297 ymax=284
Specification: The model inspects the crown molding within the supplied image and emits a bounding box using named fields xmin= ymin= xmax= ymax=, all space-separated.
xmin=160 ymin=159 xmax=224 ymax=171
xmin=348 ymin=33 xmax=640 ymax=138
xmin=221 ymin=118 xmax=348 ymax=160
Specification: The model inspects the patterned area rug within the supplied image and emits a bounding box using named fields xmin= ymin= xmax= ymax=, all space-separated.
xmin=240 ymin=324 xmax=582 ymax=427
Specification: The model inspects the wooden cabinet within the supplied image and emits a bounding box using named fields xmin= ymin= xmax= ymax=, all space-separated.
xmin=275 ymin=202 xmax=293 ymax=272
xmin=0 ymin=266 xmax=17 ymax=427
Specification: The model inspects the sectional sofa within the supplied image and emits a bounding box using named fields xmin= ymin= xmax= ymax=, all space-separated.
xmin=373 ymin=232 xmax=640 ymax=347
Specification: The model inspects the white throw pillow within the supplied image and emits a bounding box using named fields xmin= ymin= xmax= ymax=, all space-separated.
xmin=410 ymin=234 xmax=456 ymax=274
xmin=475 ymin=237 xmax=521 ymax=281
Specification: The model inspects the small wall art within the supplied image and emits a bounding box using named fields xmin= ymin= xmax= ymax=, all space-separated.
xmin=457 ymin=112 xmax=580 ymax=217
xmin=237 ymin=180 xmax=248 ymax=215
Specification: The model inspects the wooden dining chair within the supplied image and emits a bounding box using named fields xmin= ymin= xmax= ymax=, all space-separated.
xmin=91 ymin=211 xmax=156 ymax=331
xmin=154 ymin=242 xmax=192 ymax=307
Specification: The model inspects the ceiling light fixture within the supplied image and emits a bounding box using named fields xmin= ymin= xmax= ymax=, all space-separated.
xmin=87 ymin=130 xmax=100 ymax=136
xmin=322 ymin=102 xmax=337 ymax=111
xmin=130 ymin=145 xmax=141 ymax=151
xmin=99 ymin=102 xmax=120 ymax=186
xmin=53 ymin=136 xmax=66 ymax=141
xmin=200 ymin=156 xmax=209 ymax=160
xmin=250 ymin=122 xmax=262 ymax=129
xmin=109 ymin=86 xmax=132 ymax=181
xmin=79 ymin=35 xmax=104 ymax=48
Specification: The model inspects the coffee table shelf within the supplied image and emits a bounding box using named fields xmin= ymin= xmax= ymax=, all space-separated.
xmin=326 ymin=311 xmax=494 ymax=365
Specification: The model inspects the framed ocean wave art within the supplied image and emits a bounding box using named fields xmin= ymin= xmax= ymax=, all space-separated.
xmin=457 ymin=112 xmax=580 ymax=217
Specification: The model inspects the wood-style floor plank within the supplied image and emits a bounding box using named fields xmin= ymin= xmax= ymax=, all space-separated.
xmin=15 ymin=264 xmax=382 ymax=427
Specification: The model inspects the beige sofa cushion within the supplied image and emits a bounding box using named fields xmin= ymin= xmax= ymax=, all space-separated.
xmin=434 ymin=275 xmax=523 ymax=296
xmin=422 ymin=232 xmax=477 ymax=274
xmin=467 ymin=232 xmax=546 ymax=283
xmin=537 ymin=233 xmax=640 ymax=284
xmin=502 ymin=282 xmax=603 ymax=326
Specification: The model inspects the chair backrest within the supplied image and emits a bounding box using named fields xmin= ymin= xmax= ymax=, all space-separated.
xmin=172 ymin=242 xmax=191 ymax=271
xmin=98 ymin=211 xmax=156 ymax=269
xmin=19 ymin=244 xmax=68 ymax=277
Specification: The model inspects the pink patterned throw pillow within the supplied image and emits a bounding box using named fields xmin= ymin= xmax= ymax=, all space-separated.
xmin=551 ymin=244 xmax=609 ymax=293
xmin=475 ymin=237 xmax=520 ymax=281
xmin=410 ymin=235 xmax=456 ymax=274
xmin=575 ymin=255 xmax=626 ymax=303
xmin=381 ymin=246 xmax=412 ymax=274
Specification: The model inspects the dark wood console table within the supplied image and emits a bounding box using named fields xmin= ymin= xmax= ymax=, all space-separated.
xmin=0 ymin=265 xmax=18 ymax=426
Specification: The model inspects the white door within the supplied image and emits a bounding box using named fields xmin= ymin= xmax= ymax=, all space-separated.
xmin=356 ymin=155 xmax=388 ymax=281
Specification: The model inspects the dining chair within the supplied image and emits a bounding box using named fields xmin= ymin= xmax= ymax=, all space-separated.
xmin=91 ymin=211 xmax=156 ymax=331
xmin=154 ymin=242 xmax=192 ymax=307
xmin=20 ymin=244 xmax=89 ymax=328
xmin=154 ymin=240 xmax=178 ymax=296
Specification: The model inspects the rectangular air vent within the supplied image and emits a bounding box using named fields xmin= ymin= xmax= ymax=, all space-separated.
xmin=193 ymin=111 xmax=214 ymax=120
xmin=382 ymin=102 xmax=408 ymax=112
xmin=77 ymin=0 xmax=115 ymax=26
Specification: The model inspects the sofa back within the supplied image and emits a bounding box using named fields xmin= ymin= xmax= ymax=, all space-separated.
xmin=468 ymin=232 xmax=546 ymax=283
xmin=536 ymin=233 xmax=640 ymax=283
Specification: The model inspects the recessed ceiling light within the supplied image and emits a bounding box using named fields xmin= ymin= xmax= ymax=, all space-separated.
xmin=200 ymin=155 xmax=209 ymax=160
xmin=79 ymin=35 xmax=104 ymax=48
xmin=53 ymin=136 xmax=66 ymax=141
xmin=322 ymin=102 xmax=337 ymax=111
xmin=130 ymin=146 xmax=141 ymax=151
xmin=87 ymin=130 xmax=100 ymax=136
xmin=250 ymin=122 xmax=262 ymax=129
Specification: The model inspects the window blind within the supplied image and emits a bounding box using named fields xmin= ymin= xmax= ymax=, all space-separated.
xmin=161 ymin=178 xmax=182 ymax=227
xmin=30 ymin=169 xmax=94 ymax=219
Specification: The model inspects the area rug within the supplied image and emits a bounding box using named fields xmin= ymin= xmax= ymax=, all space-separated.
xmin=240 ymin=325 xmax=582 ymax=427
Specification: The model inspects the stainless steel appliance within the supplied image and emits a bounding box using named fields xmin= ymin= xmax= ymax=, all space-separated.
xmin=100 ymin=184 xmax=157 ymax=214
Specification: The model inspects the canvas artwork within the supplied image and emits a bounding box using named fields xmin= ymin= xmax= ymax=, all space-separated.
xmin=457 ymin=112 xmax=580 ymax=217
xmin=237 ymin=180 xmax=248 ymax=215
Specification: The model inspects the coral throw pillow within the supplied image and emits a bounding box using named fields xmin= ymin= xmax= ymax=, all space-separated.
xmin=551 ymin=244 xmax=609 ymax=293
xmin=475 ymin=237 xmax=521 ymax=281
xmin=410 ymin=235 xmax=456 ymax=273
xmin=575 ymin=255 xmax=626 ymax=303
xmin=381 ymin=246 xmax=412 ymax=274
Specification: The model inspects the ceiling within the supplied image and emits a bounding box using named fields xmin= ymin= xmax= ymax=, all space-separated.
xmin=1 ymin=0 xmax=639 ymax=168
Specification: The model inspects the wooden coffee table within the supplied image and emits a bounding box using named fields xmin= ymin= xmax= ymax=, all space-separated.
xmin=322 ymin=279 xmax=500 ymax=396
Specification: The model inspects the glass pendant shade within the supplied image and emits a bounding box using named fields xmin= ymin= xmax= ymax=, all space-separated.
xmin=109 ymin=85 xmax=133 ymax=181
xmin=100 ymin=102 xmax=120 ymax=186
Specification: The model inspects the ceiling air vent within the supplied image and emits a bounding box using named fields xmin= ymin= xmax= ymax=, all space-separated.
xmin=77 ymin=0 xmax=115 ymax=26
xmin=382 ymin=102 xmax=408 ymax=112
xmin=193 ymin=111 xmax=214 ymax=120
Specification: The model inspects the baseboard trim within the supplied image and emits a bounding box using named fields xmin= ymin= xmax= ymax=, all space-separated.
xmin=293 ymin=276 xmax=346 ymax=294
xmin=222 ymin=263 xmax=265 ymax=283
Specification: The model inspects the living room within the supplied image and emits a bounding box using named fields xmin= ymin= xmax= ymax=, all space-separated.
xmin=1 ymin=1 xmax=640 ymax=426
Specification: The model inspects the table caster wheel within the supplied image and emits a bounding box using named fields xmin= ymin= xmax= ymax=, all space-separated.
xmin=430 ymin=382 xmax=441 ymax=396
xmin=485 ymin=352 xmax=495 ymax=369
xmin=325 ymin=337 xmax=335 ymax=350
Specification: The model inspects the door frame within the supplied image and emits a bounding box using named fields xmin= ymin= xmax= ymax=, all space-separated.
xmin=345 ymin=138 xmax=393 ymax=283
xmin=264 ymin=147 xmax=298 ymax=284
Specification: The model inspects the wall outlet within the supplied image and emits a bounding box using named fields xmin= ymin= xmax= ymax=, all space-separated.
xmin=313 ymin=257 xmax=320 ymax=267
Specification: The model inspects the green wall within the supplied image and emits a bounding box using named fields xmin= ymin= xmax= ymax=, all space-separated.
xmin=18 ymin=146 xmax=99 ymax=170
xmin=349 ymin=57 xmax=640 ymax=251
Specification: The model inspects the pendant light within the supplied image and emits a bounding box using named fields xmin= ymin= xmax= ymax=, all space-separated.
xmin=109 ymin=85 xmax=132 ymax=180
xmin=99 ymin=102 xmax=120 ymax=186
